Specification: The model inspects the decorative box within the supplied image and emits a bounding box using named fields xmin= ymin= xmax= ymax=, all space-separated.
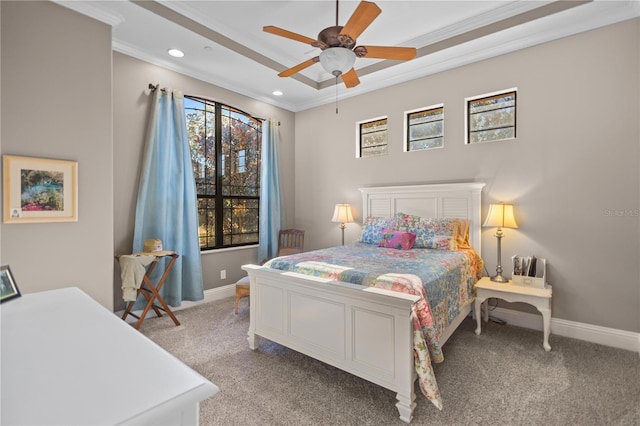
xmin=511 ymin=256 xmax=546 ymax=289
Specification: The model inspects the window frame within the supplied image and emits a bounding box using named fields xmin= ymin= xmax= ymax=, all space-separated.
xmin=403 ymin=103 xmax=445 ymax=152
xmin=355 ymin=116 xmax=388 ymax=158
xmin=465 ymin=88 xmax=517 ymax=145
xmin=185 ymin=95 xmax=262 ymax=251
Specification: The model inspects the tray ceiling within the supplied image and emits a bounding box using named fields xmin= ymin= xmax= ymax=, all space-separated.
xmin=56 ymin=0 xmax=639 ymax=112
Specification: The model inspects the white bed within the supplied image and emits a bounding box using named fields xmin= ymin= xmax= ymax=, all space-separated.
xmin=242 ymin=182 xmax=485 ymax=423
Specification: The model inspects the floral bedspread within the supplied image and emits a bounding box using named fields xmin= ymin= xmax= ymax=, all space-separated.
xmin=264 ymin=242 xmax=483 ymax=410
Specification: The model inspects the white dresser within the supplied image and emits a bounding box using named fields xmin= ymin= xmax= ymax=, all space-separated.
xmin=1 ymin=287 xmax=219 ymax=425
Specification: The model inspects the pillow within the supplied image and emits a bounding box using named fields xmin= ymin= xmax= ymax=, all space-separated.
xmin=378 ymin=229 xmax=416 ymax=250
xmin=395 ymin=212 xmax=461 ymax=250
xmin=360 ymin=216 xmax=398 ymax=244
xmin=425 ymin=235 xmax=456 ymax=250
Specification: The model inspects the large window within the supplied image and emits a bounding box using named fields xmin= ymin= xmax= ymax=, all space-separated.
xmin=185 ymin=96 xmax=262 ymax=250
xmin=466 ymin=89 xmax=517 ymax=144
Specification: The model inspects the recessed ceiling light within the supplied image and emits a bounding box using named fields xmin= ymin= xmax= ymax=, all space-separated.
xmin=168 ymin=48 xmax=184 ymax=58
xmin=272 ymin=90 xmax=283 ymax=96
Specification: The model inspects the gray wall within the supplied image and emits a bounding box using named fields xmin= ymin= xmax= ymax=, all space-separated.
xmin=112 ymin=53 xmax=296 ymax=310
xmin=0 ymin=1 xmax=296 ymax=312
xmin=294 ymin=18 xmax=640 ymax=333
xmin=2 ymin=1 xmax=638 ymax=334
xmin=1 ymin=1 xmax=114 ymax=309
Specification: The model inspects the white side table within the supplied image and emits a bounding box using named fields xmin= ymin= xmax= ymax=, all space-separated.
xmin=474 ymin=277 xmax=553 ymax=351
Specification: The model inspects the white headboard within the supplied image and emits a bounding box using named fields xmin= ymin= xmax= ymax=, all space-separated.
xmin=358 ymin=182 xmax=486 ymax=255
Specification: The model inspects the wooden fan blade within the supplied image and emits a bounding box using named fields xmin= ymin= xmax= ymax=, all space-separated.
xmin=342 ymin=68 xmax=360 ymax=88
xmin=340 ymin=1 xmax=381 ymax=41
xmin=263 ymin=26 xmax=318 ymax=46
xmin=278 ymin=57 xmax=319 ymax=77
xmin=360 ymin=46 xmax=416 ymax=60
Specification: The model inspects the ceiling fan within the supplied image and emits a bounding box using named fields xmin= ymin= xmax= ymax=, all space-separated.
xmin=264 ymin=0 xmax=417 ymax=88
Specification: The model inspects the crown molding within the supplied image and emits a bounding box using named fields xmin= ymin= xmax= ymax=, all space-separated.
xmin=52 ymin=0 xmax=124 ymax=27
xmin=112 ymin=40 xmax=297 ymax=112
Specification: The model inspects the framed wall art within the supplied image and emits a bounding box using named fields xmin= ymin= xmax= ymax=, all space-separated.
xmin=3 ymin=155 xmax=78 ymax=223
xmin=1 ymin=265 xmax=21 ymax=303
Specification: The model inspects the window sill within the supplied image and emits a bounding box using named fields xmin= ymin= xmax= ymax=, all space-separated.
xmin=200 ymin=244 xmax=258 ymax=255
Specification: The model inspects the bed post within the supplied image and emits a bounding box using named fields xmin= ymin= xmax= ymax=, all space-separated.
xmin=395 ymin=374 xmax=417 ymax=423
xmin=396 ymin=395 xmax=416 ymax=424
xmin=394 ymin=306 xmax=417 ymax=423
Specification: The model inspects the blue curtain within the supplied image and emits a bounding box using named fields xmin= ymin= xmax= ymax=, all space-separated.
xmin=132 ymin=88 xmax=204 ymax=307
xmin=257 ymin=119 xmax=284 ymax=263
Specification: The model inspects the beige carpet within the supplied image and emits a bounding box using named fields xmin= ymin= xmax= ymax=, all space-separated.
xmin=140 ymin=297 xmax=640 ymax=425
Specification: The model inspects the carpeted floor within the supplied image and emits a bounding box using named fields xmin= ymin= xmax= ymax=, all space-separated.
xmin=139 ymin=297 xmax=639 ymax=426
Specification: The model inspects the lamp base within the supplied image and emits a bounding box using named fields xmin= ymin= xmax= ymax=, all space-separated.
xmin=490 ymin=274 xmax=510 ymax=283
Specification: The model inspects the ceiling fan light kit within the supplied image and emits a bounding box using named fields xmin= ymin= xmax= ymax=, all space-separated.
xmin=319 ymin=47 xmax=356 ymax=76
xmin=264 ymin=0 xmax=416 ymax=89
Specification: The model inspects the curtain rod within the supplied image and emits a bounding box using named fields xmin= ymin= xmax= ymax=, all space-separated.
xmin=147 ymin=83 xmax=279 ymax=125
xmin=148 ymin=83 xmax=167 ymax=93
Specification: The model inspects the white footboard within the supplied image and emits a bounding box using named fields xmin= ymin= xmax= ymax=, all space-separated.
xmin=242 ymin=264 xmax=420 ymax=423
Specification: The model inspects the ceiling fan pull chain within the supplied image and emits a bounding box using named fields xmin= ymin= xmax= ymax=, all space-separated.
xmin=335 ymin=76 xmax=339 ymax=114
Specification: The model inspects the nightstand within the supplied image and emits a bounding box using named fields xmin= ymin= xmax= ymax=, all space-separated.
xmin=474 ymin=276 xmax=553 ymax=351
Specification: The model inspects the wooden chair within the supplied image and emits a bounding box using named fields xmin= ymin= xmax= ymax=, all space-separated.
xmin=235 ymin=229 xmax=305 ymax=314
xmin=277 ymin=229 xmax=305 ymax=256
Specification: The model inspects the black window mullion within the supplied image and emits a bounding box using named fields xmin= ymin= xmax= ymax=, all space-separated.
xmin=214 ymin=102 xmax=224 ymax=248
xmin=359 ymin=123 xmax=364 ymax=157
xmin=470 ymin=124 xmax=515 ymax=134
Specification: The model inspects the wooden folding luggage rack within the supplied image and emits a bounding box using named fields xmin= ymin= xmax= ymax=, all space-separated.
xmin=120 ymin=252 xmax=181 ymax=330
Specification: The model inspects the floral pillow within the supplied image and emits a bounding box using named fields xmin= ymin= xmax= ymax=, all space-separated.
xmin=425 ymin=235 xmax=456 ymax=250
xmin=395 ymin=212 xmax=460 ymax=250
xmin=378 ymin=229 xmax=416 ymax=250
xmin=360 ymin=216 xmax=398 ymax=244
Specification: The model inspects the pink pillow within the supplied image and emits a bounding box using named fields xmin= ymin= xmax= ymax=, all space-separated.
xmin=378 ymin=229 xmax=416 ymax=250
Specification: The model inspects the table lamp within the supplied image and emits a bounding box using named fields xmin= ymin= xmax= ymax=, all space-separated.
xmin=483 ymin=202 xmax=518 ymax=282
xmin=332 ymin=204 xmax=354 ymax=245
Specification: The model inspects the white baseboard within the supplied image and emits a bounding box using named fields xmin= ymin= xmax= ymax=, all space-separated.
xmin=489 ymin=306 xmax=640 ymax=354
xmin=202 ymin=284 xmax=235 ymax=303
xmin=116 ymin=286 xmax=639 ymax=354
xmin=115 ymin=284 xmax=236 ymax=323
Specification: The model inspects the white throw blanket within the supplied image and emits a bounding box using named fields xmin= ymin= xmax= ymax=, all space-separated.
xmin=119 ymin=255 xmax=156 ymax=302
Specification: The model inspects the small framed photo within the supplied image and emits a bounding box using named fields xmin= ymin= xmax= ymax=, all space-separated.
xmin=1 ymin=265 xmax=21 ymax=303
xmin=3 ymin=155 xmax=78 ymax=223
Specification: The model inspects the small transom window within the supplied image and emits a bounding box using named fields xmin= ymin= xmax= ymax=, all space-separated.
xmin=466 ymin=89 xmax=517 ymax=144
xmin=356 ymin=116 xmax=388 ymax=158
xmin=405 ymin=104 xmax=444 ymax=151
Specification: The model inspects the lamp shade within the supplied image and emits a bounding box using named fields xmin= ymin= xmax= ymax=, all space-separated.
xmin=483 ymin=203 xmax=518 ymax=228
xmin=319 ymin=47 xmax=356 ymax=76
xmin=332 ymin=204 xmax=354 ymax=224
